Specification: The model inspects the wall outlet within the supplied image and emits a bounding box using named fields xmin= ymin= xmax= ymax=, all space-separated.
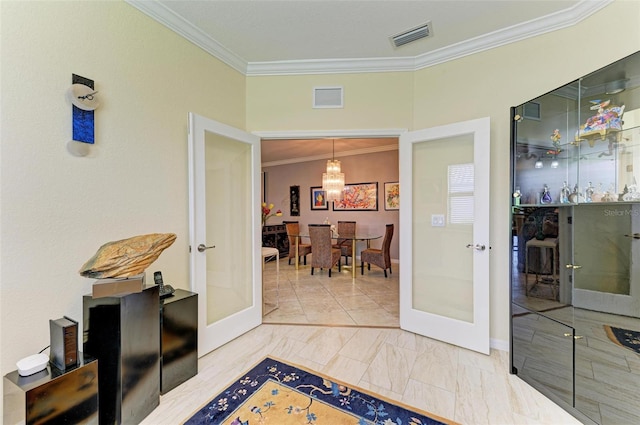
xmin=431 ymin=214 xmax=445 ymax=227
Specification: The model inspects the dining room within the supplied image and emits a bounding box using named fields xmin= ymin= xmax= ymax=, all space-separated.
xmin=261 ymin=137 xmax=400 ymax=327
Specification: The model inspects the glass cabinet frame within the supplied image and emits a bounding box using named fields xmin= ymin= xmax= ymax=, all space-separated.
xmin=510 ymin=50 xmax=640 ymax=425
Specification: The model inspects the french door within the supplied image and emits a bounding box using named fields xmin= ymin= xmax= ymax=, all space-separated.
xmin=188 ymin=113 xmax=262 ymax=357
xmin=399 ymin=117 xmax=491 ymax=354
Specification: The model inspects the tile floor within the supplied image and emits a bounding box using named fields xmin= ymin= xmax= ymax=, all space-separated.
xmin=262 ymin=255 xmax=399 ymax=327
xmin=141 ymin=256 xmax=583 ymax=425
xmin=142 ymin=323 xmax=581 ymax=424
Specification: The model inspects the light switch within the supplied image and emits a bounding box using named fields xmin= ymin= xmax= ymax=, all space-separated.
xmin=431 ymin=214 xmax=445 ymax=227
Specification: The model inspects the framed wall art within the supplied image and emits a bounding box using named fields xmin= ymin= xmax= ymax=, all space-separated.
xmin=290 ymin=185 xmax=300 ymax=216
xmin=384 ymin=182 xmax=399 ymax=210
xmin=333 ymin=182 xmax=378 ymax=211
xmin=310 ymin=187 xmax=329 ymax=210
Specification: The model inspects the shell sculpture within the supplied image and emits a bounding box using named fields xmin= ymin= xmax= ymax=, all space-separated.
xmin=79 ymin=233 xmax=177 ymax=279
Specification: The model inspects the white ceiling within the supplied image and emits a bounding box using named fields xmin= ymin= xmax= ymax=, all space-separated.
xmin=128 ymin=0 xmax=609 ymax=76
xmin=126 ymin=0 xmax=611 ymax=162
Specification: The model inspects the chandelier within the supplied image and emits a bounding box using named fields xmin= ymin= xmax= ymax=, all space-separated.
xmin=322 ymin=139 xmax=345 ymax=202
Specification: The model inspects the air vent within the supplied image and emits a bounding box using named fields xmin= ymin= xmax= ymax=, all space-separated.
xmin=391 ymin=22 xmax=432 ymax=48
xmin=522 ymin=102 xmax=541 ymax=120
xmin=313 ymin=86 xmax=343 ymax=109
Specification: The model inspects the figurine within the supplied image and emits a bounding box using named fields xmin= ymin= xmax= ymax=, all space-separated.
xmin=513 ymin=187 xmax=521 ymax=206
xmin=585 ymin=182 xmax=594 ymax=203
xmin=550 ymin=129 xmax=562 ymax=153
xmin=568 ymin=184 xmax=584 ymax=204
xmin=541 ymin=185 xmax=553 ymax=204
xmin=560 ymin=181 xmax=571 ymax=204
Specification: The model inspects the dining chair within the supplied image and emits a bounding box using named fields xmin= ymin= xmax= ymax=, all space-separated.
xmin=284 ymin=221 xmax=311 ymax=265
xmin=308 ymin=224 xmax=341 ymax=277
xmin=361 ymin=224 xmax=394 ymax=277
xmin=332 ymin=221 xmax=356 ymax=265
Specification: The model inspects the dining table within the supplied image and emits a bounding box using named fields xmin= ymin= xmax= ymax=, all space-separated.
xmin=292 ymin=232 xmax=382 ymax=278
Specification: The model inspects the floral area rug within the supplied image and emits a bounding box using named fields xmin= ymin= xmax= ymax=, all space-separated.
xmin=604 ymin=325 xmax=640 ymax=355
xmin=183 ymin=356 xmax=457 ymax=425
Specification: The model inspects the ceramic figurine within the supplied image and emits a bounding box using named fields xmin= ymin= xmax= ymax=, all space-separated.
xmin=585 ymin=182 xmax=594 ymax=202
xmin=513 ymin=187 xmax=521 ymax=206
xmin=541 ymin=185 xmax=553 ymax=204
xmin=560 ymin=181 xmax=571 ymax=204
xmin=568 ymin=184 xmax=584 ymax=204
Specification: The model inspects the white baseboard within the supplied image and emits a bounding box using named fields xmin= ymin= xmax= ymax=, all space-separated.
xmin=491 ymin=338 xmax=509 ymax=352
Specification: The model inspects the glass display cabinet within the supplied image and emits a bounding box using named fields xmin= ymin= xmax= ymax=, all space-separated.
xmin=510 ymin=51 xmax=640 ymax=424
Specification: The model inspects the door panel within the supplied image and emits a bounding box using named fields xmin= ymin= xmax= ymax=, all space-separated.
xmin=188 ymin=113 xmax=262 ymax=357
xmin=572 ymin=203 xmax=640 ymax=317
xmin=399 ymin=117 xmax=490 ymax=354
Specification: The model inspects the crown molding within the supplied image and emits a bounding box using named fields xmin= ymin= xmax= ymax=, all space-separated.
xmin=262 ymin=144 xmax=398 ymax=167
xmin=257 ymin=129 xmax=406 ymax=167
xmin=125 ymin=0 xmax=247 ymax=74
xmin=253 ymin=129 xmax=407 ymax=140
xmin=412 ymin=0 xmax=612 ymax=70
xmin=246 ymin=57 xmax=417 ymax=76
xmin=127 ymin=0 xmax=612 ymax=77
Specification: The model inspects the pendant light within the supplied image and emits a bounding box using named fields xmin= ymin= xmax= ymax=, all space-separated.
xmin=322 ymin=139 xmax=345 ymax=202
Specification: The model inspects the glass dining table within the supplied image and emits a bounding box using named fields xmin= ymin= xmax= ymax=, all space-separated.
xmin=291 ymin=232 xmax=382 ymax=278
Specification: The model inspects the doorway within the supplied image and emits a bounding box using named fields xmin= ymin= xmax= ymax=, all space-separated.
xmin=259 ymin=133 xmax=401 ymax=327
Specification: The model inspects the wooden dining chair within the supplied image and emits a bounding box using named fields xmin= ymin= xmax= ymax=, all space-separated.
xmin=308 ymin=224 xmax=341 ymax=277
xmin=361 ymin=224 xmax=394 ymax=277
xmin=332 ymin=221 xmax=356 ymax=265
xmin=284 ymin=221 xmax=311 ymax=265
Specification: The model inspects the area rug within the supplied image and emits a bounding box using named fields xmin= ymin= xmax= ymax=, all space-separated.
xmin=604 ymin=325 xmax=640 ymax=354
xmin=184 ymin=356 xmax=457 ymax=425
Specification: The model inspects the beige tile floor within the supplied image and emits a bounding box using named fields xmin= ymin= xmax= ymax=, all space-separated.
xmin=141 ymin=256 xmax=583 ymax=425
xmin=142 ymin=323 xmax=581 ymax=425
xmin=262 ymin=255 xmax=400 ymax=327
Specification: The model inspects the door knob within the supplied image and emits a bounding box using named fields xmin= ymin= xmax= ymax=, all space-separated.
xmin=466 ymin=244 xmax=486 ymax=251
xmin=197 ymin=244 xmax=215 ymax=252
xmin=564 ymin=333 xmax=584 ymax=339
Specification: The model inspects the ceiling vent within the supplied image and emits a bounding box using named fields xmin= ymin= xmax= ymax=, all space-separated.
xmin=313 ymin=86 xmax=343 ymax=109
xmin=522 ymin=102 xmax=541 ymax=120
xmin=391 ymin=22 xmax=433 ymax=48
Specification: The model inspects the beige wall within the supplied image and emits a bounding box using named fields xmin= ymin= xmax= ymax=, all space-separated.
xmin=263 ymin=150 xmax=400 ymax=259
xmin=0 ymin=0 xmax=246 ymax=378
xmin=1 ymin=0 xmax=639 ymax=386
xmin=247 ymin=0 xmax=640 ymax=346
xmin=247 ymin=72 xmax=414 ymax=131
xmin=411 ymin=0 xmax=639 ymax=344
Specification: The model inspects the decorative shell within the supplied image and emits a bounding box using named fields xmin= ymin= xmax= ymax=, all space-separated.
xmin=79 ymin=233 xmax=177 ymax=279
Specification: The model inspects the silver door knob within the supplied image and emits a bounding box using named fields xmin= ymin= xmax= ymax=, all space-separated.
xmin=466 ymin=244 xmax=486 ymax=251
xmin=197 ymin=244 xmax=215 ymax=252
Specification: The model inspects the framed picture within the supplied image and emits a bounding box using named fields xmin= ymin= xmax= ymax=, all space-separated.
xmin=333 ymin=182 xmax=378 ymax=211
xmin=384 ymin=182 xmax=400 ymax=210
xmin=310 ymin=187 xmax=329 ymax=210
xmin=290 ymin=185 xmax=300 ymax=216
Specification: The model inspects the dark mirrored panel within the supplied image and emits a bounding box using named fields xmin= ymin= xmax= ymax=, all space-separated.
xmin=511 ymin=50 xmax=640 ymax=425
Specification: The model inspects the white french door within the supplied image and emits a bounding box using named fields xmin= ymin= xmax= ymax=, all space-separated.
xmin=399 ymin=117 xmax=491 ymax=355
xmin=188 ymin=112 xmax=262 ymax=357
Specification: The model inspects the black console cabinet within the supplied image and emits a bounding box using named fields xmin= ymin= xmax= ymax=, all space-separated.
xmin=262 ymin=224 xmax=288 ymax=256
xmin=3 ymin=353 xmax=98 ymax=425
xmin=160 ymin=289 xmax=198 ymax=394
xmin=83 ymin=285 xmax=160 ymax=425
